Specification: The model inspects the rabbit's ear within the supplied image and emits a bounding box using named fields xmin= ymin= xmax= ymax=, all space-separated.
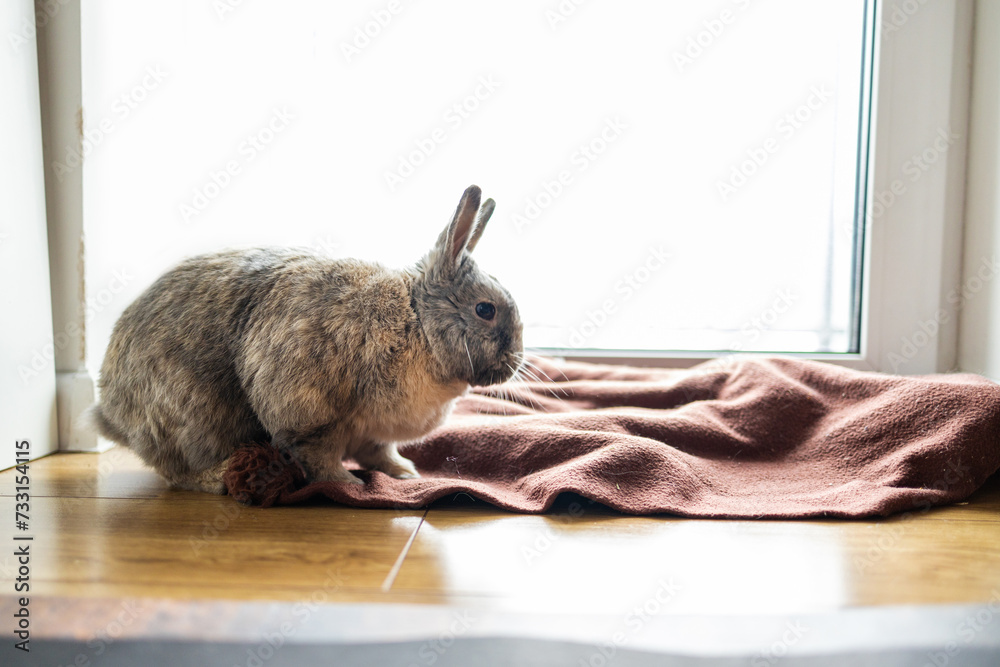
xmin=466 ymin=198 xmax=494 ymax=253
xmin=435 ymin=185 xmax=482 ymax=270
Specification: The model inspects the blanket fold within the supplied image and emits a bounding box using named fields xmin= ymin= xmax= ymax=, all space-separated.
xmin=224 ymin=357 xmax=1000 ymax=518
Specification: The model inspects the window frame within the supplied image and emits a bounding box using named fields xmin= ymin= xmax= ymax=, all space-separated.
xmin=38 ymin=0 xmax=974 ymax=454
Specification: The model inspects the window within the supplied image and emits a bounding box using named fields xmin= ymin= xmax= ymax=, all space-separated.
xmin=58 ymin=0 xmax=969 ymax=398
xmin=80 ymin=0 xmax=874 ymax=375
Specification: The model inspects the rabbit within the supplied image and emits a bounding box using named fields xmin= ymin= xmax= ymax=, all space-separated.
xmin=90 ymin=185 xmax=523 ymax=494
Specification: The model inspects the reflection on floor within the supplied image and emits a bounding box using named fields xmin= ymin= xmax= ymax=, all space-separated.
xmin=2 ymin=446 xmax=998 ymax=617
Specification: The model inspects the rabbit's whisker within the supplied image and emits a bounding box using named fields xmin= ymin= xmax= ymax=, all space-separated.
xmin=464 ymin=338 xmax=476 ymax=377
xmin=520 ymin=359 xmax=569 ymax=402
xmin=532 ymin=360 xmax=570 ymax=397
xmin=504 ymin=362 xmax=544 ymax=411
xmin=525 ymin=355 xmax=569 ymax=384
xmin=522 ymin=356 xmax=557 ymax=384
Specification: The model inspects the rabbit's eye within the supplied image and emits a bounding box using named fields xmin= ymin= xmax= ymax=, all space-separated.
xmin=475 ymin=302 xmax=496 ymax=321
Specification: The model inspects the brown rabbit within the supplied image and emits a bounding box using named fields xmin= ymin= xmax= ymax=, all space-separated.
xmin=90 ymin=185 xmax=523 ymax=493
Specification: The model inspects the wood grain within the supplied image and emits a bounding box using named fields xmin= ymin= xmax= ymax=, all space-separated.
xmin=395 ymin=480 xmax=1000 ymax=614
xmin=0 ymin=494 xmax=423 ymax=602
xmin=1 ymin=448 xmax=999 ymax=615
xmin=0 ymin=447 xmax=166 ymax=498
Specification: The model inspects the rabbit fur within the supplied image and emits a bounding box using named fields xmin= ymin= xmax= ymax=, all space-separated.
xmin=90 ymin=185 xmax=523 ymax=494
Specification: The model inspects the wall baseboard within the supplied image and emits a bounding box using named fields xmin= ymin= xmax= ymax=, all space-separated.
xmin=56 ymin=370 xmax=108 ymax=452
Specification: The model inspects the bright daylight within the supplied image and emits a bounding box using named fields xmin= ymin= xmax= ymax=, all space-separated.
xmin=4 ymin=0 xmax=1000 ymax=665
xmin=79 ymin=0 xmax=866 ymax=360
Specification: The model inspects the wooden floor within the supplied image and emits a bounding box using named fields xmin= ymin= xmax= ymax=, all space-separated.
xmin=2 ymin=446 xmax=1000 ymax=617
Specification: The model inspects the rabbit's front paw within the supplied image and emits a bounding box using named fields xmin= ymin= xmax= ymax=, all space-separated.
xmin=313 ymin=464 xmax=365 ymax=486
xmin=388 ymin=461 xmax=420 ymax=479
xmin=356 ymin=444 xmax=420 ymax=479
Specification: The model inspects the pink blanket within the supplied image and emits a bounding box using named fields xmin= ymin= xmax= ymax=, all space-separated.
xmin=224 ymin=357 xmax=1000 ymax=518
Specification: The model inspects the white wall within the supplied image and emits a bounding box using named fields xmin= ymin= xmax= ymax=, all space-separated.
xmin=1 ymin=0 xmax=59 ymax=467
xmin=958 ymin=0 xmax=1000 ymax=378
